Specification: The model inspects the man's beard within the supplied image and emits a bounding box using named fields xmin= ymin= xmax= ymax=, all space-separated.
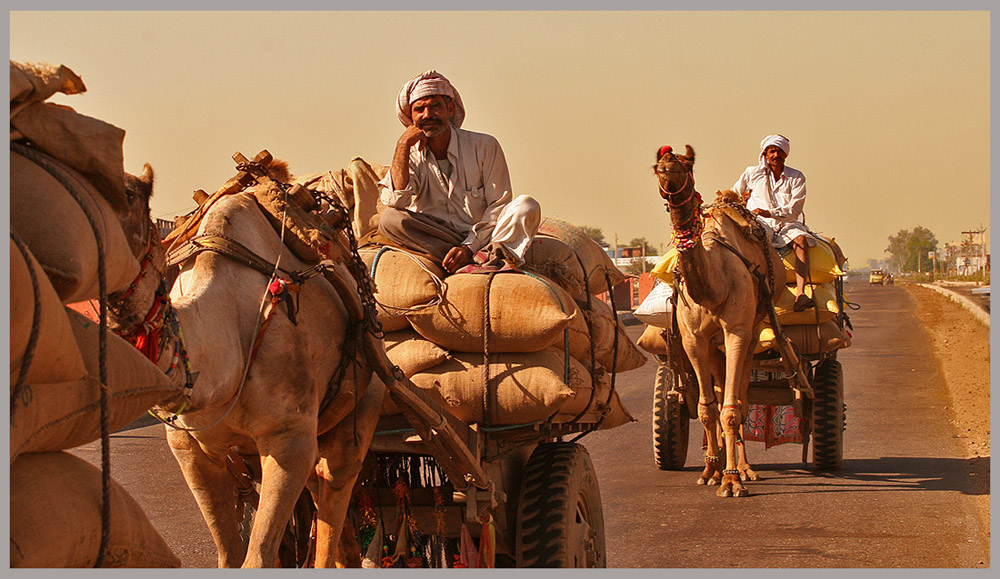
xmin=418 ymin=118 xmax=449 ymax=138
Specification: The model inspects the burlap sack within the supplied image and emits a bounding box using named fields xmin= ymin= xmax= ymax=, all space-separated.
xmin=774 ymin=283 xmax=838 ymax=326
xmin=359 ymin=245 xmax=446 ymax=332
xmin=563 ymin=299 xmax=596 ymax=362
xmin=10 ymin=150 xmax=140 ymax=303
xmin=530 ymin=217 xmax=626 ymax=296
xmin=408 ymin=349 xmax=576 ymax=425
xmin=594 ymin=390 xmax=636 ymax=430
xmin=406 ymin=271 xmax=576 ymax=354
xmin=557 ymin=390 xmax=635 ymax=430
xmin=10 ymin=451 xmax=180 ymax=568
xmin=585 ymin=295 xmax=648 ymax=372
xmin=757 ymin=320 xmax=850 ymax=355
xmin=10 ymin=61 xmax=86 ymax=116
xmin=777 ymin=237 xmax=846 ymax=285
xmin=10 ymin=238 xmax=87 ymax=387
xmin=521 ymin=235 xmax=590 ymax=300
xmin=383 ymin=329 xmax=452 ymax=376
xmin=347 ymin=157 xmax=389 ymax=239
xmin=636 ymin=324 xmax=669 ymax=356
xmin=10 ymin=310 xmax=180 ymax=461
xmin=11 ymin=102 xmax=127 ymax=210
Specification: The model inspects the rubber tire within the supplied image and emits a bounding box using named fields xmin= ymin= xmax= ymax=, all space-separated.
xmin=811 ymin=359 xmax=845 ymax=471
xmin=515 ymin=442 xmax=606 ymax=568
xmin=652 ymin=361 xmax=689 ymax=470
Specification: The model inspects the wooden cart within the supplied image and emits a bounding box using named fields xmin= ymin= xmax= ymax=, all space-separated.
xmin=651 ymin=275 xmax=850 ymax=472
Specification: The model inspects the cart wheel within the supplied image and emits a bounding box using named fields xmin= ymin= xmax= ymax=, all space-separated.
xmin=811 ymin=359 xmax=845 ymax=471
xmin=652 ymin=361 xmax=689 ymax=470
xmin=515 ymin=442 xmax=606 ymax=568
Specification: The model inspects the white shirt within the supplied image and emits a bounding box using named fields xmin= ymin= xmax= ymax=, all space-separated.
xmin=378 ymin=126 xmax=513 ymax=253
xmin=732 ymin=164 xmax=807 ymax=225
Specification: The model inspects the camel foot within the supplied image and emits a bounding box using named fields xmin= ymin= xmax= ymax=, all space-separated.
xmin=716 ymin=482 xmax=750 ymax=498
xmin=697 ymin=476 xmax=708 ymax=485
xmin=740 ymin=467 xmax=760 ymax=481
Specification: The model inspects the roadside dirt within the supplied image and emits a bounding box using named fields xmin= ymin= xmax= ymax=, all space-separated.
xmin=904 ymin=283 xmax=990 ymax=539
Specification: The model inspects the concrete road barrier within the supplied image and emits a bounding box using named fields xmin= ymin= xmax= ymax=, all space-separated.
xmin=917 ymin=283 xmax=990 ymax=327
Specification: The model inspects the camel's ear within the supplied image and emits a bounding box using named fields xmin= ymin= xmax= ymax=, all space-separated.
xmin=140 ymin=163 xmax=154 ymax=186
xmin=685 ymin=145 xmax=695 ymax=164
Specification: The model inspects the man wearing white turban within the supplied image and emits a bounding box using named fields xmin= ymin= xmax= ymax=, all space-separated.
xmin=732 ymin=134 xmax=817 ymax=311
xmin=377 ymin=70 xmax=540 ymax=273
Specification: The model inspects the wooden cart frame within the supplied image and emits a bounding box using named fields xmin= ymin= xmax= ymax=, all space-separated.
xmin=651 ymin=276 xmax=849 ymax=472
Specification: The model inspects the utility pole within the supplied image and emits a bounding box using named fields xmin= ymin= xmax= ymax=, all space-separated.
xmin=962 ymin=227 xmax=987 ymax=279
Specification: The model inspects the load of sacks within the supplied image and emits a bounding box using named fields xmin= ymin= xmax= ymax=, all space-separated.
xmin=357 ymin=216 xmax=645 ymax=430
xmin=638 ymin=233 xmax=851 ymax=357
xmin=10 ymin=61 xmax=181 ymax=568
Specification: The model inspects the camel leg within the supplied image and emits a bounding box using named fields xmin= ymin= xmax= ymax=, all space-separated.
xmin=165 ymin=427 xmax=246 ymax=568
xmin=684 ymin=337 xmax=724 ymax=486
xmin=718 ymin=331 xmax=753 ymax=498
xmin=337 ymin=519 xmax=363 ymax=568
xmin=313 ymin=375 xmax=386 ymax=568
xmin=242 ymin=428 xmax=318 ymax=567
xmin=735 ymin=339 xmax=759 ymax=482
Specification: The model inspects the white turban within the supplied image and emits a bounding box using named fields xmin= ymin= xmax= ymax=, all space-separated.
xmin=759 ymin=134 xmax=790 ymax=159
xmin=752 ymin=133 xmax=790 ymax=178
xmin=395 ymin=70 xmax=466 ymax=128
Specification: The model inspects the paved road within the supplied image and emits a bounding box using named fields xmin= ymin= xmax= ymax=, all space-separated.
xmin=586 ymin=282 xmax=989 ymax=568
xmin=67 ymin=282 xmax=989 ymax=568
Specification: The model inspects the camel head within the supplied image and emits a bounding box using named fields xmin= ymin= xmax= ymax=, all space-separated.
xmin=654 ymin=144 xmax=695 ymax=201
xmin=121 ymin=163 xmax=156 ymax=257
xmin=109 ymin=163 xmax=167 ymax=334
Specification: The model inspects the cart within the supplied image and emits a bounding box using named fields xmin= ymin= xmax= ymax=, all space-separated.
xmin=651 ymin=274 xmax=849 ymax=472
xmin=361 ymin=399 xmax=608 ymax=568
xmin=235 ymin=264 xmax=618 ymax=568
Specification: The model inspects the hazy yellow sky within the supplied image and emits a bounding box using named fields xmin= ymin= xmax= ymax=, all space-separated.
xmin=8 ymin=10 xmax=990 ymax=266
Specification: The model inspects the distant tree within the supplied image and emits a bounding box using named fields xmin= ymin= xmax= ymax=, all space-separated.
xmin=628 ymin=237 xmax=659 ymax=256
xmin=886 ymin=226 xmax=938 ymax=272
xmin=580 ymin=225 xmax=607 ymax=248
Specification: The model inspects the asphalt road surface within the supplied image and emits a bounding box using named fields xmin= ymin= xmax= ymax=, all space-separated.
xmin=67 ymin=282 xmax=988 ymax=568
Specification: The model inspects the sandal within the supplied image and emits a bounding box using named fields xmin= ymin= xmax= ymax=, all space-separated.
xmin=793 ymin=293 xmax=816 ymax=312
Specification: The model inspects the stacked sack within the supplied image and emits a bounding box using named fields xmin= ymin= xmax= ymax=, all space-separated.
xmin=640 ymin=234 xmax=851 ymax=357
xmin=10 ymin=61 xmax=181 ymax=567
xmin=358 ymin=216 xmax=644 ymax=430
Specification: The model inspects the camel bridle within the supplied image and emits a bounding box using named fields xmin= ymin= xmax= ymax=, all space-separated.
xmin=657 ymin=158 xmax=694 ymax=204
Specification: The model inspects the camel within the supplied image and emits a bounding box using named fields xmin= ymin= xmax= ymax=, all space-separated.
xmin=109 ymin=160 xmax=385 ymax=566
xmin=653 ymin=145 xmax=785 ymax=497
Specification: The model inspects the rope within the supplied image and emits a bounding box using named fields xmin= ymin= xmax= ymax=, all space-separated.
xmin=11 ymin=141 xmax=113 ymax=567
xmin=482 ymin=272 xmax=497 ymax=427
xmin=10 ymin=230 xmax=41 ymax=416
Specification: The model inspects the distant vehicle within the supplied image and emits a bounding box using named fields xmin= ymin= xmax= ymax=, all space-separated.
xmin=869 ymin=269 xmax=886 ymax=286
xmin=885 ymin=272 xmax=894 ymax=285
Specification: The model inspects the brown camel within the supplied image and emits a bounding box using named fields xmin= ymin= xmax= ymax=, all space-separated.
xmin=653 ymin=145 xmax=785 ymax=497
xmin=109 ymin=163 xmax=384 ymax=566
